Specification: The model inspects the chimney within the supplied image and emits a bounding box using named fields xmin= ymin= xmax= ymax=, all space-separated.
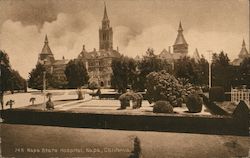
xmin=168 ymin=46 xmax=171 ymax=54
xmin=82 ymin=45 xmax=85 ymax=51
xmin=117 ymin=46 xmax=119 ymax=52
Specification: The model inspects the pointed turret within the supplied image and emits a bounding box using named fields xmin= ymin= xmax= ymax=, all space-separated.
xmin=173 ymin=21 xmax=188 ymax=56
xmin=178 ymin=21 xmax=183 ymax=32
xmin=174 ymin=21 xmax=188 ymax=45
xmin=38 ymin=35 xmax=55 ymax=65
xmin=239 ymin=39 xmax=249 ymax=59
xmin=41 ymin=35 xmax=53 ymax=55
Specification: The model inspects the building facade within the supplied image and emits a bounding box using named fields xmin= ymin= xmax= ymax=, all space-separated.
xmin=77 ymin=4 xmax=120 ymax=87
xmin=37 ymin=35 xmax=69 ymax=81
xmin=158 ymin=22 xmax=188 ymax=62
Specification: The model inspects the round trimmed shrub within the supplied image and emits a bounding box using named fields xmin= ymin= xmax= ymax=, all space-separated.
xmin=186 ymin=93 xmax=203 ymax=113
xmin=153 ymin=101 xmax=174 ymax=114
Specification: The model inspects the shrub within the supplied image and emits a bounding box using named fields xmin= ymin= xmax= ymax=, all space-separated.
xmin=146 ymin=70 xmax=196 ymax=107
xmin=119 ymin=92 xmax=142 ymax=109
xmin=153 ymin=101 xmax=174 ymax=114
xmin=209 ymin=86 xmax=225 ymax=102
xmin=88 ymin=81 xmax=99 ymax=92
xmin=186 ymin=93 xmax=203 ymax=113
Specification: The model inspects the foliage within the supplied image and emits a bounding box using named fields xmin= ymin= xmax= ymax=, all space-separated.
xmin=174 ymin=56 xmax=209 ymax=86
xmin=233 ymin=57 xmax=250 ymax=88
xmin=50 ymin=74 xmax=68 ymax=89
xmin=28 ymin=63 xmax=52 ymax=90
xmin=0 ymin=50 xmax=26 ymax=92
xmin=111 ymin=56 xmax=137 ymax=93
xmin=209 ymin=86 xmax=225 ymax=102
xmin=136 ymin=48 xmax=172 ymax=91
xmin=118 ymin=92 xmax=143 ymax=109
xmin=186 ymin=93 xmax=203 ymax=113
xmin=153 ymin=101 xmax=174 ymax=114
xmin=212 ymin=51 xmax=233 ymax=91
xmin=6 ymin=99 xmax=15 ymax=109
xmin=65 ymin=59 xmax=89 ymax=88
xmin=88 ymin=81 xmax=99 ymax=91
xmin=146 ymin=70 xmax=195 ymax=106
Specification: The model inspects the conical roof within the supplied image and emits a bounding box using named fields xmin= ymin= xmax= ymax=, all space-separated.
xmin=239 ymin=39 xmax=249 ymax=58
xmin=41 ymin=35 xmax=53 ymax=55
xmin=174 ymin=21 xmax=188 ymax=45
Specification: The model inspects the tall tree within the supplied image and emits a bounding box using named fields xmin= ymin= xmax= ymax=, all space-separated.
xmin=212 ymin=51 xmax=233 ymax=91
xmin=65 ymin=59 xmax=89 ymax=89
xmin=174 ymin=56 xmax=197 ymax=84
xmin=111 ymin=56 xmax=137 ymax=93
xmin=28 ymin=64 xmax=51 ymax=91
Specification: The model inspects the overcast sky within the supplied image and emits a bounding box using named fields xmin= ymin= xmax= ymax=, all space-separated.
xmin=0 ymin=0 xmax=249 ymax=78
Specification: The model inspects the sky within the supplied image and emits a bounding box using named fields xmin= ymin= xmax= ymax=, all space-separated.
xmin=0 ymin=0 xmax=249 ymax=79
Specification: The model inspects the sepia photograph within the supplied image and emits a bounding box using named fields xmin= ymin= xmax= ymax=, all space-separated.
xmin=0 ymin=0 xmax=249 ymax=157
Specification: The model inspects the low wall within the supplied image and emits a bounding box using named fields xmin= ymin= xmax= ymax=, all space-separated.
xmin=0 ymin=107 xmax=248 ymax=136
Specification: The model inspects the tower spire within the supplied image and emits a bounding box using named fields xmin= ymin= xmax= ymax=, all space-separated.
xmin=178 ymin=21 xmax=183 ymax=32
xmin=45 ymin=34 xmax=48 ymax=44
xmin=103 ymin=2 xmax=109 ymax=20
xmin=242 ymin=39 xmax=246 ymax=47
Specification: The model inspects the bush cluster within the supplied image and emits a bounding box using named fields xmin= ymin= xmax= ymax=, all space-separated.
xmin=146 ymin=71 xmax=196 ymax=107
xmin=153 ymin=101 xmax=174 ymax=114
xmin=186 ymin=93 xmax=203 ymax=113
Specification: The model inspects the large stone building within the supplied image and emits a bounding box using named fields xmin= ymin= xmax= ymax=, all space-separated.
xmin=77 ymin=4 xmax=120 ymax=87
xmin=158 ymin=22 xmax=188 ymax=62
xmin=37 ymin=35 xmax=69 ymax=81
xmin=232 ymin=39 xmax=249 ymax=66
xmin=37 ymin=4 xmax=120 ymax=88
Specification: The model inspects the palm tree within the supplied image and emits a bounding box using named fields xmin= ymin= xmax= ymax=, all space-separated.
xmin=29 ymin=97 xmax=36 ymax=105
xmin=6 ymin=100 xmax=15 ymax=109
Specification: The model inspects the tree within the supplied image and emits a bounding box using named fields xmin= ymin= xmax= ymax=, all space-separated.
xmin=233 ymin=57 xmax=250 ymax=88
xmin=65 ymin=59 xmax=89 ymax=99
xmin=212 ymin=51 xmax=233 ymax=91
xmin=28 ymin=63 xmax=51 ymax=91
xmin=0 ymin=50 xmax=12 ymax=93
xmin=111 ymin=56 xmax=137 ymax=93
xmin=174 ymin=57 xmax=197 ymax=84
xmin=65 ymin=59 xmax=89 ymax=89
xmin=0 ymin=50 xmax=26 ymax=109
xmin=11 ymin=70 xmax=27 ymax=91
xmin=137 ymin=48 xmax=171 ymax=91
